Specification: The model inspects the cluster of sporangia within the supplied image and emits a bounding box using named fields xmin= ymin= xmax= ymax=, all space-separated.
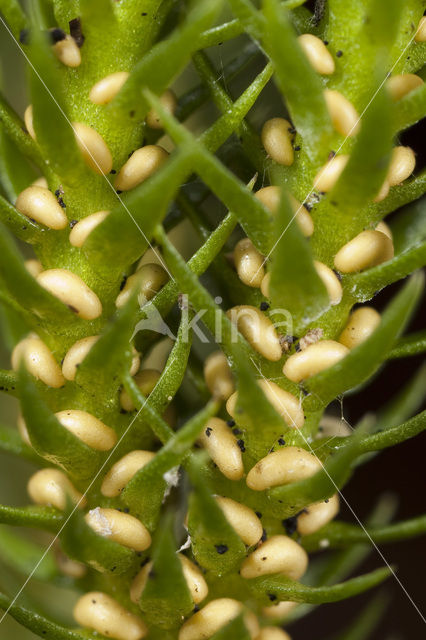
xmin=9 ymin=17 xmax=426 ymax=640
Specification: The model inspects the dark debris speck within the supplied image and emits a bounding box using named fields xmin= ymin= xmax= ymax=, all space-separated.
xmin=282 ymin=515 xmax=299 ymax=536
xmin=69 ymin=17 xmax=85 ymax=47
xmin=215 ymin=544 xmax=228 ymax=554
xmin=237 ymin=439 xmax=246 ymax=452
xmin=333 ymin=269 xmax=342 ymax=281
xmin=19 ymin=29 xmax=30 ymax=44
xmin=260 ymin=301 xmax=270 ymax=311
xmin=49 ymin=28 xmax=66 ymax=44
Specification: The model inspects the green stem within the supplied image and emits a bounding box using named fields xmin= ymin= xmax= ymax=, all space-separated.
xmin=199 ymin=0 xmax=308 ymax=48
xmin=302 ymin=514 xmax=426 ymax=552
xmin=388 ymin=331 xmax=426 ymax=359
xmin=0 ymin=504 xmax=62 ymax=531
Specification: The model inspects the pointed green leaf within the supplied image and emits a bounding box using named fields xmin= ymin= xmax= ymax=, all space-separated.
xmin=187 ymin=457 xmax=246 ymax=574
xmin=147 ymin=311 xmax=193 ymax=415
xmin=0 ymin=191 xmax=43 ymax=242
xmin=304 ymin=272 xmax=424 ymax=409
xmin=29 ymin=27 xmax=86 ymax=185
xmin=250 ymin=566 xmax=391 ymax=604
xmin=389 ymin=330 xmax=426 ymax=359
xmin=348 ymin=243 xmax=426 ymax=301
xmin=134 ymin=207 xmax=238 ymax=350
xmin=111 ymin=0 xmax=224 ymax=120
xmin=0 ymin=91 xmax=43 ymax=168
xmin=19 ymin=367 xmax=102 ymax=479
xmin=262 ymin=0 xmax=332 ymax=161
xmin=122 ymin=399 xmax=219 ymax=528
xmin=76 ymin=289 xmax=139 ymax=389
xmin=0 ymin=592 xmax=88 ymax=639
xmin=177 ymin=40 xmax=259 ymax=122
xmin=360 ymin=410 xmax=426 ymax=454
xmin=231 ymin=347 xmax=287 ymax=453
xmin=143 ymin=90 xmax=274 ymax=254
xmin=0 ymin=223 xmax=77 ymax=323
xmin=393 ymin=83 xmax=426 ymax=132
xmin=313 ymin=409 xmax=426 ymax=462
xmin=192 ymin=50 xmax=266 ymax=172
xmin=199 ymin=18 xmax=246 ymax=49
xmin=121 ymin=373 xmax=174 ymax=445
xmin=195 ymin=149 xmax=274 ymax=255
xmin=199 ymin=0 xmax=309 ymax=48
xmin=302 ymin=512 xmax=426 ymax=552
xmin=139 ymin=520 xmax=193 ymax=628
xmin=0 ymin=129 xmax=37 ymax=202
xmin=0 ymin=527 xmax=57 ymax=581
xmin=60 ymin=505 xmax=135 ymax=575
xmin=325 ymin=82 xmax=392 ymax=245
xmin=269 ymin=187 xmax=329 ymax=327
xmin=153 ymin=225 xmax=249 ymax=357
xmin=84 ymin=145 xmax=195 ymax=271
xmin=201 ymin=66 xmax=273 ymax=175
xmin=0 ymin=504 xmax=62 ymax=531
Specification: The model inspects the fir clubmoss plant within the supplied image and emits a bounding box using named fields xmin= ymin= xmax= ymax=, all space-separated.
xmin=0 ymin=0 xmax=425 ymax=639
